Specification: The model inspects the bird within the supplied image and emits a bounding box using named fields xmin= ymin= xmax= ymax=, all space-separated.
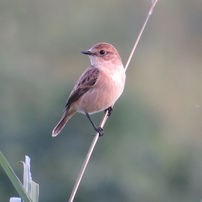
xmin=52 ymin=42 xmax=126 ymax=137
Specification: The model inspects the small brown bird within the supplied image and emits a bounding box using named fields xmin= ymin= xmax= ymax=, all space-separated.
xmin=52 ymin=42 xmax=126 ymax=137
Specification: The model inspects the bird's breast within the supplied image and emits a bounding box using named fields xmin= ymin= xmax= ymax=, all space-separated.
xmin=75 ymin=66 xmax=125 ymax=114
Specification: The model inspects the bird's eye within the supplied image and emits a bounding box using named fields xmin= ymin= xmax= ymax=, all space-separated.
xmin=99 ymin=50 xmax=106 ymax=55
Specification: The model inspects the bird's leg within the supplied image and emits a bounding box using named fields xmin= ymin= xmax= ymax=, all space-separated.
xmin=105 ymin=106 xmax=113 ymax=116
xmin=85 ymin=113 xmax=104 ymax=136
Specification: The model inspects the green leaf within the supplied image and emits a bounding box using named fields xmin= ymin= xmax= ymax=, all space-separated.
xmin=0 ymin=152 xmax=32 ymax=202
xmin=22 ymin=156 xmax=39 ymax=202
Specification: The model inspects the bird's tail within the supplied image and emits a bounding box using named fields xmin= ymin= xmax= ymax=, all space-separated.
xmin=52 ymin=109 xmax=75 ymax=137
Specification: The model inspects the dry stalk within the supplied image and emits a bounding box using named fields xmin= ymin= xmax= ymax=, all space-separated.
xmin=68 ymin=1 xmax=158 ymax=201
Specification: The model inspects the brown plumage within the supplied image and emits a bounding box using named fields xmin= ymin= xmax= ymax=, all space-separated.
xmin=52 ymin=42 xmax=126 ymax=137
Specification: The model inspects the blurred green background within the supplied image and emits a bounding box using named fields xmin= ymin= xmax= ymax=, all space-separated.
xmin=1 ymin=0 xmax=202 ymax=201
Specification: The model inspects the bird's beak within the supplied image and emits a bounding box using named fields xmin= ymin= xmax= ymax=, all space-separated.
xmin=81 ymin=50 xmax=94 ymax=55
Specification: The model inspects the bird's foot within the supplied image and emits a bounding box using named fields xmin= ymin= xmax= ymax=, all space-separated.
xmin=95 ymin=127 xmax=104 ymax=136
xmin=105 ymin=107 xmax=113 ymax=116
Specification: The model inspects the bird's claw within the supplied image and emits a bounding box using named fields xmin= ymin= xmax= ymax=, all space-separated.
xmin=105 ymin=107 xmax=113 ymax=116
xmin=95 ymin=127 xmax=104 ymax=136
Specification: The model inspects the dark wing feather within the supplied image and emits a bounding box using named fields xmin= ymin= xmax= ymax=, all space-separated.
xmin=65 ymin=67 xmax=99 ymax=108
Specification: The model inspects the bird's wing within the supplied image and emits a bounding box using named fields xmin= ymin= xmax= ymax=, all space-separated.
xmin=65 ymin=67 xmax=99 ymax=107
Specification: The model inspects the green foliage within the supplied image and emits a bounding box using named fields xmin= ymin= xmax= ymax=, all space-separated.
xmin=0 ymin=153 xmax=39 ymax=202
xmin=0 ymin=152 xmax=32 ymax=202
xmin=22 ymin=156 xmax=39 ymax=202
